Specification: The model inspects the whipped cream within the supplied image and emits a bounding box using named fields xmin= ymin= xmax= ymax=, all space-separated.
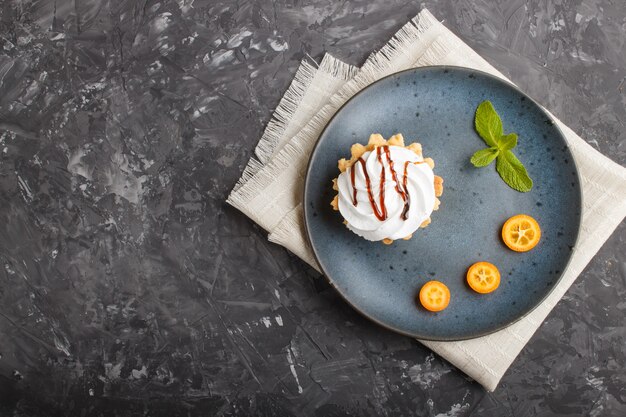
xmin=337 ymin=145 xmax=435 ymax=241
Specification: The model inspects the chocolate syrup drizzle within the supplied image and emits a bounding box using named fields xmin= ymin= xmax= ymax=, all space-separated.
xmin=349 ymin=146 xmax=416 ymax=221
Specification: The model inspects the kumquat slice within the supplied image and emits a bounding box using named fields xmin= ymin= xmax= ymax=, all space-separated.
xmin=501 ymin=214 xmax=541 ymax=252
xmin=419 ymin=281 xmax=450 ymax=312
xmin=466 ymin=262 xmax=501 ymax=294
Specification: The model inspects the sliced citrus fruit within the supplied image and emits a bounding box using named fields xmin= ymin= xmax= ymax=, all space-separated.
xmin=502 ymin=214 xmax=541 ymax=252
xmin=419 ymin=280 xmax=450 ymax=312
xmin=467 ymin=262 xmax=501 ymax=294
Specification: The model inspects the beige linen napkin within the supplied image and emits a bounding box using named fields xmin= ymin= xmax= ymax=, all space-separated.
xmin=228 ymin=10 xmax=626 ymax=391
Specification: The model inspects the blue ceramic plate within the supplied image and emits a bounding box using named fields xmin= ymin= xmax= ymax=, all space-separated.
xmin=303 ymin=66 xmax=582 ymax=341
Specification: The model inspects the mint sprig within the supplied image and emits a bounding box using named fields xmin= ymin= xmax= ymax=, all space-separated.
xmin=471 ymin=101 xmax=533 ymax=192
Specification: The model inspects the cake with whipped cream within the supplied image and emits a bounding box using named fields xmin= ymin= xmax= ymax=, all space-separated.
xmin=330 ymin=133 xmax=443 ymax=244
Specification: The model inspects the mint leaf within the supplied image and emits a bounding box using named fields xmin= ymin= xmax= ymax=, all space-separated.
xmin=496 ymin=150 xmax=533 ymax=192
xmin=475 ymin=101 xmax=503 ymax=147
xmin=471 ymin=100 xmax=533 ymax=192
xmin=498 ymin=133 xmax=518 ymax=151
xmin=470 ymin=147 xmax=499 ymax=167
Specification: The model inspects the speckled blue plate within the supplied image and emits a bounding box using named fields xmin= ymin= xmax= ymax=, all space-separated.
xmin=303 ymin=66 xmax=582 ymax=341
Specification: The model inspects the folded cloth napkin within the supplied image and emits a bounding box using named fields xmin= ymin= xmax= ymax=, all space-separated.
xmin=228 ymin=9 xmax=626 ymax=391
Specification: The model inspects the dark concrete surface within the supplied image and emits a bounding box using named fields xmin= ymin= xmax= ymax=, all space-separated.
xmin=0 ymin=0 xmax=624 ymax=416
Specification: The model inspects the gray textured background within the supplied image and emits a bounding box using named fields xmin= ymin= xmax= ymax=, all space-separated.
xmin=0 ymin=0 xmax=624 ymax=416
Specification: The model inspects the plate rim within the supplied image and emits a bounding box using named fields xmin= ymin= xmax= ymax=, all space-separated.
xmin=302 ymin=65 xmax=584 ymax=341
